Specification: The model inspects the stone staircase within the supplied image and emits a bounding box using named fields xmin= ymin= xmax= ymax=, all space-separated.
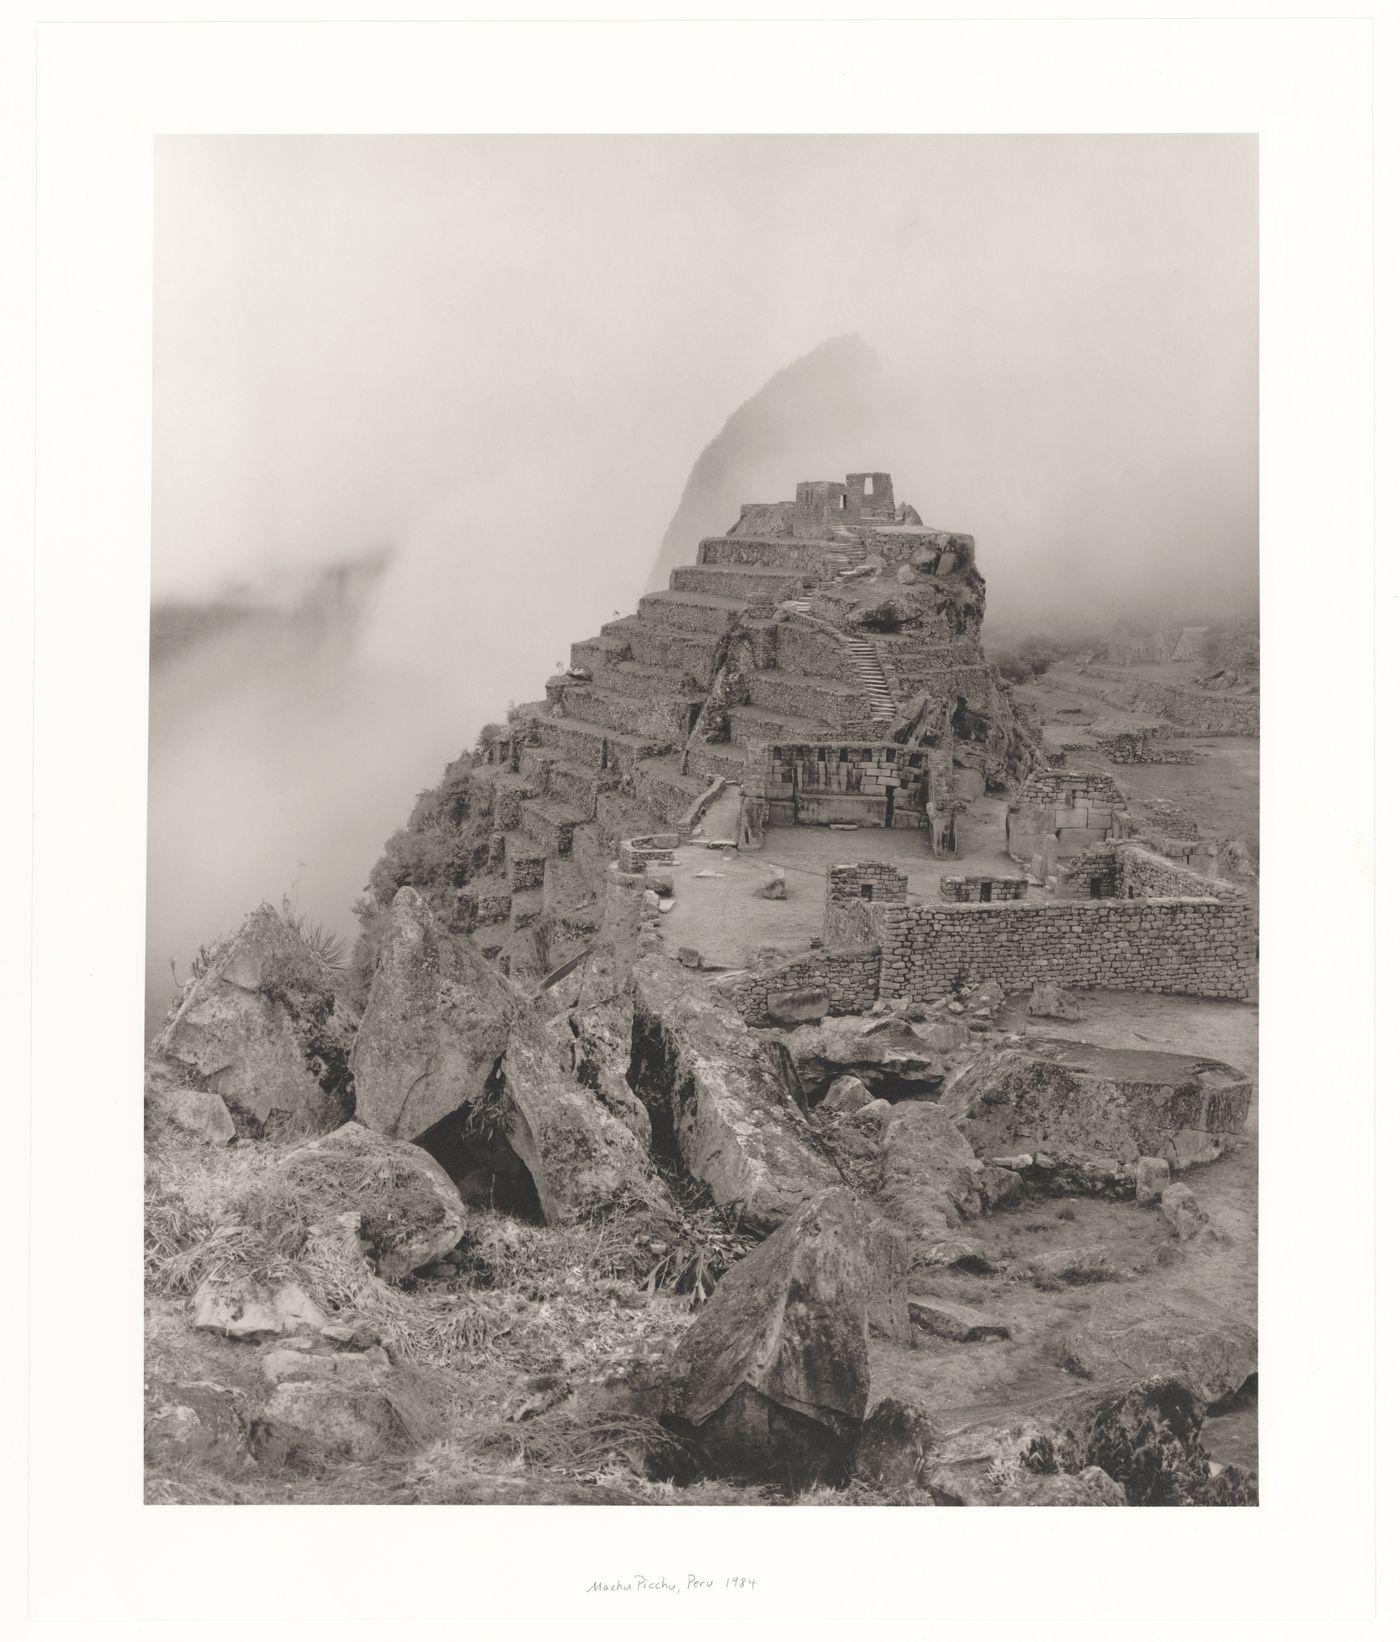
xmin=841 ymin=634 xmax=898 ymax=727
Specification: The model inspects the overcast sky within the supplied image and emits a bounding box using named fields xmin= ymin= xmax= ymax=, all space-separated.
xmin=154 ymin=134 xmax=1257 ymax=622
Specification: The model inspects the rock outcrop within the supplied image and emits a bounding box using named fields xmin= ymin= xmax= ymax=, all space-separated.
xmin=876 ymin=1102 xmax=985 ymax=1252
xmin=630 ymin=957 xmax=841 ymax=1232
xmin=496 ymin=1006 xmax=661 ymax=1226
xmin=354 ymin=888 xmax=657 ymax=1225
xmin=152 ymin=903 xmax=357 ymax=1130
xmin=1065 ymin=1288 xmax=1257 ymax=1406
xmin=942 ymin=1038 xmax=1253 ymax=1177
xmin=352 ymin=887 xmax=514 ymax=1140
xmin=781 ymin=1013 xmax=957 ymax=1102
xmin=666 ymin=1188 xmax=900 ymax=1479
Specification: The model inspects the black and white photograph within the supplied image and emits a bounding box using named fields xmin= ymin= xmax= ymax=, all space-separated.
xmin=142 ymin=132 xmax=1262 ymax=1511
xmin=11 ymin=10 xmax=1386 ymax=1637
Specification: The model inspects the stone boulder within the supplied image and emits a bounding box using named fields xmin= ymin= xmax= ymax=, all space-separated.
xmin=148 ymin=1085 xmax=236 ymax=1146
xmin=666 ymin=1189 xmax=899 ymax=1481
xmin=151 ymin=903 xmax=357 ymax=1130
xmin=1065 ymin=1288 xmax=1257 ymax=1406
xmin=908 ymin=1295 xmax=1011 ymax=1342
xmin=1028 ymin=980 xmax=1083 ymax=1020
xmin=782 ymin=1013 xmax=955 ymax=1101
xmin=558 ymin=868 xmax=655 ymax=1149
xmin=1077 ymin=1376 xmax=1257 ymax=1505
xmin=821 ymin=1074 xmax=872 ymax=1116
xmin=1160 ymin=1182 xmax=1213 ymax=1241
xmin=352 ymin=887 xmax=514 ymax=1140
xmin=754 ymin=869 xmax=786 ymax=900
xmin=883 ymin=1375 xmax=1250 ymax=1506
xmin=251 ymin=1380 xmax=410 ymax=1467
xmin=942 ymin=1038 xmax=1253 ymax=1175
xmin=497 ymin=1006 xmax=659 ymax=1226
xmin=1135 ymin=1156 xmax=1171 ymax=1204
xmin=877 ymin=1102 xmax=985 ymax=1252
xmin=259 ymin=1344 xmax=392 ymax=1386
xmin=145 ymin=1379 xmax=251 ymax=1469
xmin=192 ymin=1277 xmax=327 ymax=1340
xmin=851 ymin=1398 xmax=942 ymax=1492
xmin=862 ymin=1402 xmax=1119 ymax=1506
xmin=631 ymin=957 xmax=840 ymax=1232
xmin=356 ymin=888 xmax=659 ymax=1226
xmin=268 ymin=1122 xmax=468 ymax=1281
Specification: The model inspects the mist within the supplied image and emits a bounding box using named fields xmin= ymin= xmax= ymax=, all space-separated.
xmin=149 ymin=135 xmax=1257 ymax=1028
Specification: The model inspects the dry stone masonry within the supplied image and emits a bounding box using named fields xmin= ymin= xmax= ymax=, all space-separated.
xmin=418 ymin=470 xmax=1037 ymax=991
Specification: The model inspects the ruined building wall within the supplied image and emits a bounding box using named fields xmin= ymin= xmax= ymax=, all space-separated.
xmin=868 ymin=893 xmax=1252 ymax=1001
xmin=721 ymin=946 xmax=883 ymax=1026
xmin=748 ymin=742 xmax=931 ymax=829
xmin=938 ymin=875 xmax=1028 ymax=903
xmin=823 ymin=862 xmax=907 ymax=945
xmin=1116 ymin=844 xmax=1235 ymax=900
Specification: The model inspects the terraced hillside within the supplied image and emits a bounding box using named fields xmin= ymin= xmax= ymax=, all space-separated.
xmin=358 ymin=473 xmax=1040 ymax=990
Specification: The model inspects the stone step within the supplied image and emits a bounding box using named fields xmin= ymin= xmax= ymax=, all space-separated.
xmin=490 ymin=770 xmax=541 ymax=829
xmin=697 ymin=536 xmax=852 ymax=573
xmin=637 ymin=589 xmax=750 ymax=635
xmin=519 ymin=705 xmax=672 ymax=773
xmin=728 ymin=704 xmax=840 ymax=748
xmin=518 ymin=796 xmax=590 ymax=858
xmin=600 ymin=616 xmax=717 ymax=677
xmin=543 ymin=758 xmax=605 ymax=818
xmin=841 ymin=635 xmax=899 ymax=717
xmin=561 ymin=682 xmax=700 ymax=741
xmin=631 ymin=753 xmax=711 ymax=828
xmin=669 ymin=562 xmax=814 ymax=602
xmin=593 ymin=656 xmax=703 ymax=698
xmin=515 ymin=746 xmax=558 ymax=786
xmin=746 ymin=669 xmax=868 ymax=726
xmin=569 ymin=633 xmax=631 ymax=673
xmin=505 ymin=835 xmax=547 ymax=892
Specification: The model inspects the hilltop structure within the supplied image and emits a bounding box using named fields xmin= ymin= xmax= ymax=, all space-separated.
xmin=432 ymin=472 xmax=1039 ymax=986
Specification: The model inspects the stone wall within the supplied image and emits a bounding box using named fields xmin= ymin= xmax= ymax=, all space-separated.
xmin=700 ymin=536 xmax=834 ymax=571
xmin=773 ymin=620 xmax=862 ymax=685
xmin=1117 ymin=844 xmax=1237 ymax=901
xmin=938 ymin=874 xmax=1028 ymax=903
xmin=1055 ymin=845 xmax=1122 ymax=900
xmin=744 ymin=671 xmax=869 ymax=731
xmin=619 ymin=832 xmax=679 ymax=873
xmin=720 ymin=944 xmax=883 ymax=1025
xmin=1007 ymin=768 xmax=1128 ymax=862
xmin=1096 ymin=726 xmax=1199 ymax=765
xmin=822 ymin=863 xmax=904 ymax=946
xmin=628 ymin=761 xmax=707 ymax=829
xmin=868 ymin=891 xmax=1252 ymax=1001
xmin=747 ymin=741 xmax=931 ymax=829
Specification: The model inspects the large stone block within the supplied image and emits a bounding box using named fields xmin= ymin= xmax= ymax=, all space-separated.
xmin=941 ymin=1038 xmax=1253 ymax=1174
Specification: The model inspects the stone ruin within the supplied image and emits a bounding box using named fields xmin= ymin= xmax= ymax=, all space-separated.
xmin=447 ymin=471 xmax=1039 ymax=988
